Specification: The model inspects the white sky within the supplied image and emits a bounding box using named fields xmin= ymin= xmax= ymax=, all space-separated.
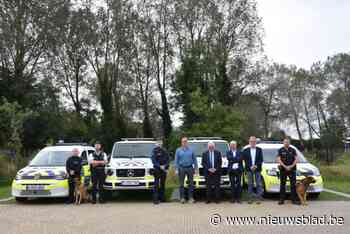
xmin=258 ymin=0 xmax=350 ymax=69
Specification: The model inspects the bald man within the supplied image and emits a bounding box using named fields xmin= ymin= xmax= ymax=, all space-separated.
xmin=66 ymin=148 xmax=82 ymax=204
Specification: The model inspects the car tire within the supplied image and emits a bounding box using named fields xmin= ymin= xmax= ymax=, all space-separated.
xmin=15 ymin=197 xmax=27 ymax=203
xmin=308 ymin=193 xmax=320 ymax=199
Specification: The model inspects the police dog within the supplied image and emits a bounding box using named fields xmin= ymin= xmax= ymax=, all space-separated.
xmin=74 ymin=177 xmax=88 ymax=205
xmin=296 ymin=176 xmax=316 ymax=206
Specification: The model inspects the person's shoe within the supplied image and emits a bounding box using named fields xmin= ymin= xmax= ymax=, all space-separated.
xmin=278 ymin=200 xmax=284 ymax=205
xmin=205 ymin=200 xmax=211 ymax=204
xmin=215 ymin=200 xmax=220 ymax=204
xmin=236 ymin=200 xmax=242 ymax=204
xmin=248 ymin=199 xmax=254 ymax=204
xmin=91 ymin=200 xmax=96 ymax=204
xmin=188 ymin=198 xmax=195 ymax=204
xmin=230 ymin=199 xmax=236 ymax=203
xmin=292 ymin=200 xmax=301 ymax=205
xmin=256 ymin=200 xmax=261 ymax=205
xmin=180 ymin=198 xmax=186 ymax=204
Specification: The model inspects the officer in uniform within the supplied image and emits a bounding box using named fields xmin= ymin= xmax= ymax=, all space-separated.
xmin=65 ymin=148 xmax=82 ymax=204
xmin=151 ymin=143 xmax=170 ymax=204
xmin=88 ymin=141 xmax=108 ymax=204
xmin=277 ymin=138 xmax=299 ymax=205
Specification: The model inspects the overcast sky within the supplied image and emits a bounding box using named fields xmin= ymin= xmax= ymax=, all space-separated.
xmin=256 ymin=0 xmax=350 ymax=138
xmin=258 ymin=0 xmax=350 ymax=69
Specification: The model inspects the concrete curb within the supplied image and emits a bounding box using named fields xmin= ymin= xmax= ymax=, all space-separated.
xmin=0 ymin=197 xmax=14 ymax=202
xmin=324 ymin=188 xmax=350 ymax=199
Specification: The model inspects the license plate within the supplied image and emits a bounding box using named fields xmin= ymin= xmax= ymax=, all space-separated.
xmin=121 ymin=181 xmax=140 ymax=186
xmin=26 ymin=185 xmax=45 ymax=190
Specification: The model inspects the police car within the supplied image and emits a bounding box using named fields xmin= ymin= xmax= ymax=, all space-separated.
xmin=12 ymin=142 xmax=95 ymax=202
xmin=243 ymin=141 xmax=323 ymax=196
xmin=186 ymin=137 xmax=230 ymax=189
xmin=104 ymin=138 xmax=157 ymax=190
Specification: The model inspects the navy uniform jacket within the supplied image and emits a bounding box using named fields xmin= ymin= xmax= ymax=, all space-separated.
xmin=226 ymin=150 xmax=244 ymax=174
xmin=201 ymin=150 xmax=222 ymax=177
xmin=151 ymin=147 xmax=170 ymax=175
xmin=242 ymin=147 xmax=263 ymax=172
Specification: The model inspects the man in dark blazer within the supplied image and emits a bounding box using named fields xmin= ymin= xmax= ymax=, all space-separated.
xmin=201 ymin=141 xmax=222 ymax=203
xmin=226 ymin=141 xmax=244 ymax=203
xmin=243 ymin=136 xmax=264 ymax=204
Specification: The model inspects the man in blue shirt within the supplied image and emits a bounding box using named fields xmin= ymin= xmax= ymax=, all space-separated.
xmin=175 ymin=137 xmax=198 ymax=204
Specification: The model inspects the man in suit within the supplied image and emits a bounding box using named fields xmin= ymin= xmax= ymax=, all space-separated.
xmin=226 ymin=141 xmax=243 ymax=203
xmin=201 ymin=141 xmax=222 ymax=204
xmin=243 ymin=136 xmax=264 ymax=204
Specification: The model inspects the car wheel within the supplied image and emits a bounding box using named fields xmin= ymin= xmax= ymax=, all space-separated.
xmin=15 ymin=197 xmax=27 ymax=203
xmin=308 ymin=193 xmax=320 ymax=199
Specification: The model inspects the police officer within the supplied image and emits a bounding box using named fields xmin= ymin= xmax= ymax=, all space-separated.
xmin=151 ymin=143 xmax=169 ymax=205
xmin=88 ymin=141 xmax=108 ymax=204
xmin=66 ymin=148 xmax=82 ymax=204
xmin=277 ymin=138 xmax=300 ymax=205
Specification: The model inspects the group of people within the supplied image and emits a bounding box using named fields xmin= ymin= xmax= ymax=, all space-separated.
xmin=66 ymin=142 xmax=108 ymax=204
xmin=160 ymin=136 xmax=300 ymax=205
xmin=65 ymin=137 xmax=300 ymax=205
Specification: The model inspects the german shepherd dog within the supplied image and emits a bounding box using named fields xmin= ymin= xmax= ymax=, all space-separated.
xmin=296 ymin=176 xmax=316 ymax=206
xmin=74 ymin=177 xmax=89 ymax=205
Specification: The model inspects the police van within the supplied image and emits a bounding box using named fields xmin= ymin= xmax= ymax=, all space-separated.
xmin=104 ymin=138 xmax=157 ymax=190
xmin=12 ymin=142 xmax=95 ymax=202
xmin=186 ymin=137 xmax=230 ymax=189
xmin=243 ymin=141 xmax=324 ymax=196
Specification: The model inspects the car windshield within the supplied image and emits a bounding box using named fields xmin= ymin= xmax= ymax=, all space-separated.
xmin=189 ymin=142 xmax=229 ymax=157
xmin=29 ymin=150 xmax=72 ymax=166
xmin=262 ymin=147 xmax=308 ymax=163
xmin=113 ymin=143 xmax=156 ymax=158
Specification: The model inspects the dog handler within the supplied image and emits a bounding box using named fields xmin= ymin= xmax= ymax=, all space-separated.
xmin=66 ymin=148 xmax=83 ymax=204
xmin=88 ymin=141 xmax=108 ymax=204
xmin=277 ymin=138 xmax=300 ymax=205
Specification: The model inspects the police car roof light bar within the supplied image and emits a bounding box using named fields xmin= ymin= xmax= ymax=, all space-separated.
xmin=188 ymin=137 xmax=223 ymax=140
xmin=55 ymin=142 xmax=89 ymax=146
xmin=121 ymin=138 xmax=157 ymax=141
xmin=257 ymin=140 xmax=283 ymax=144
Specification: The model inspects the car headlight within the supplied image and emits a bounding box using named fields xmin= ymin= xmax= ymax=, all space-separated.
xmin=15 ymin=174 xmax=23 ymax=180
xmin=55 ymin=174 xmax=67 ymax=180
xmin=266 ymin=169 xmax=278 ymax=176
xmin=313 ymin=168 xmax=320 ymax=176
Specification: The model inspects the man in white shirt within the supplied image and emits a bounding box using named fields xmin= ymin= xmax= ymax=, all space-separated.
xmin=243 ymin=136 xmax=264 ymax=204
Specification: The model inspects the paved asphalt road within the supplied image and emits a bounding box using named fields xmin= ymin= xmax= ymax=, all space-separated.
xmin=0 ymin=201 xmax=349 ymax=234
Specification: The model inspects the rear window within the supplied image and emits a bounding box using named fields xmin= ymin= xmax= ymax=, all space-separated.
xmin=188 ymin=142 xmax=229 ymax=157
xmin=112 ymin=143 xmax=156 ymax=158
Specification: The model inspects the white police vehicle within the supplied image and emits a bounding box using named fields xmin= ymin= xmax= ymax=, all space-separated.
xmin=104 ymin=138 xmax=158 ymax=190
xmin=12 ymin=142 xmax=95 ymax=202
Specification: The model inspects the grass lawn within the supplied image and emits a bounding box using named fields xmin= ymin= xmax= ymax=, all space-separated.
xmin=307 ymin=153 xmax=350 ymax=194
xmin=0 ymin=178 xmax=11 ymax=199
